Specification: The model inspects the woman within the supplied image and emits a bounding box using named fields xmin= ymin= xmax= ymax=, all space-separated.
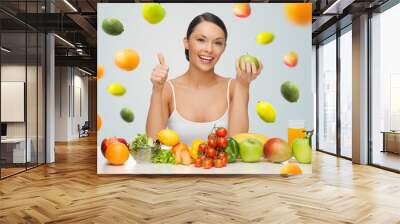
xmin=146 ymin=12 xmax=263 ymax=144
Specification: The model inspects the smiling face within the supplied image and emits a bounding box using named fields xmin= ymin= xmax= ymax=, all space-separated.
xmin=184 ymin=21 xmax=226 ymax=72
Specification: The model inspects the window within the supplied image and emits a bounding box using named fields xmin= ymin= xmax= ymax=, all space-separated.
xmin=339 ymin=28 xmax=352 ymax=158
xmin=371 ymin=2 xmax=400 ymax=171
xmin=318 ymin=36 xmax=337 ymax=154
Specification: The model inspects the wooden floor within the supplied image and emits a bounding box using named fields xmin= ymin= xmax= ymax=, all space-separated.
xmin=0 ymin=135 xmax=400 ymax=223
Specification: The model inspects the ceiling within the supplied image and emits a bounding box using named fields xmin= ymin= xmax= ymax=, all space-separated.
xmin=0 ymin=0 xmax=394 ymax=73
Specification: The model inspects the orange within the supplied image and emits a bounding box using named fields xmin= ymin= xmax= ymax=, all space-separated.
xmin=284 ymin=3 xmax=312 ymax=26
xmin=280 ymin=163 xmax=303 ymax=176
xmin=114 ymin=48 xmax=140 ymax=71
xmin=97 ymin=64 xmax=104 ymax=79
xmin=105 ymin=142 xmax=129 ymax=165
xmin=97 ymin=113 xmax=102 ymax=131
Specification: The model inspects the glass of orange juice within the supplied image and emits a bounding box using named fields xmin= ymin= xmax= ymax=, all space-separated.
xmin=288 ymin=120 xmax=306 ymax=147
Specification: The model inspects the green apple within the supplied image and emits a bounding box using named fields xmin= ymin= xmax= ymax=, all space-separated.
xmin=292 ymin=137 xmax=312 ymax=164
xmin=239 ymin=54 xmax=260 ymax=71
xmin=281 ymin=81 xmax=300 ymax=102
xmin=239 ymin=138 xmax=263 ymax=162
xmin=256 ymin=32 xmax=274 ymax=45
xmin=102 ymin=17 xmax=124 ymax=36
xmin=256 ymin=101 xmax=276 ymax=123
xmin=142 ymin=3 xmax=166 ymax=24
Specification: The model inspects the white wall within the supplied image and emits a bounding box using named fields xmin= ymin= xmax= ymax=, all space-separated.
xmin=54 ymin=67 xmax=89 ymax=141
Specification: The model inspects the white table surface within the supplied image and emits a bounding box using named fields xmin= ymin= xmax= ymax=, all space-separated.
xmin=97 ymin=147 xmax=312 ymax=175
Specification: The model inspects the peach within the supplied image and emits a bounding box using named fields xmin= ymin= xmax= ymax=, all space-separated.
xmin=233 ymin=3 xmax=251 ymax=18
xmin=284 ymin=51 xmax=298 ymax=68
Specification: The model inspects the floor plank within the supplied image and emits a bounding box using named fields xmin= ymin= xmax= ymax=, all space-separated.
xmin=0 ymin=135 xmax=399 ymax=223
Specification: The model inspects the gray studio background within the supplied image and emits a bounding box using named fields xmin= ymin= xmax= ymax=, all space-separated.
xmin=97 ymin=3 xmax=312 ymax=145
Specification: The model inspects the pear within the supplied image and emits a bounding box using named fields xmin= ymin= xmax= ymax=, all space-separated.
xmin=292 ymin=137 xmax=312 ymax=164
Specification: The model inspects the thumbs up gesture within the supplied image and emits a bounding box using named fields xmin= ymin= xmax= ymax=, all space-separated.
xmin=150 ymin=53 xmax=169 ymax=91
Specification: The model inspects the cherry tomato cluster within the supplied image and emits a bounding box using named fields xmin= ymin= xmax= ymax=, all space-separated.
xmin=194 ymin=127 xmax=228 ymax=169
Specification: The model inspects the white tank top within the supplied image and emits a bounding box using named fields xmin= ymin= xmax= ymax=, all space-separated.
xmin=167 ymin=79 xmax=232 ymax=145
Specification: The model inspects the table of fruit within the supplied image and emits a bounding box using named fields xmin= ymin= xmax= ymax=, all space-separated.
xmin=97 ymin=127 xmax=312 ymax=175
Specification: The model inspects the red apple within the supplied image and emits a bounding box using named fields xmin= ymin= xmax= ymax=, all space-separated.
xmin=264 ymin=138 xmax=292 ymax=163
xmin=233 ymin=3 xmax=251 ymax=18
xmin=284 ymin=51 xmax=298 ymax=68
xmin=101 ymin=137 xmax=128 ymax=157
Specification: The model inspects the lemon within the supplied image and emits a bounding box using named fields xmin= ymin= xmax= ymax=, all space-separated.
xmin=107 ymin=83 xmax=126 ymax=96
xmin=256 ymin=101 xmax=276 ymax=123
xmin=256 ymin=32 xmax=274 ymax=45
xmin=157 ymin=129 xmax=180 ymax=146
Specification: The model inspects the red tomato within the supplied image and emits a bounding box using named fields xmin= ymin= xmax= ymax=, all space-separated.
xmin=208 ymin=134 xmax=216 ymax=140
xmin=214 ymin=159 xmax=223 ymax=168
xmin=202 ymin=158 xmax=213 ymax=169
xmin=198 ymin=143 xmax=208 ymax=153
xmin=194 ymin=158 xmax=202 ymax=167
xmin=218 ymin=152 xmax=227 ymax=159
xmin=221 ymin=157 xmax=228 ymax=167
xmin=216 ymin=137 xmax=227 ymax=148
xmin=206 ymin=147 xmax=216 ymax=158
xmin=215 ymin=127 xmax=227 ymax=138
xmin=208 ymin=138 xmax=217 ymax=148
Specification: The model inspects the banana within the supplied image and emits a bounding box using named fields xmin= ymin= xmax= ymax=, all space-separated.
xmin=233 ymin=133 xmax=268 ymax=145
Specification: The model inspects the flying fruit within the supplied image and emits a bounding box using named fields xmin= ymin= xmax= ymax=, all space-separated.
xmin=239 ymin=138 xmax=264 ymax=162
xmin=284 ymin=3 xmax=312 ymax=26
xmin=142 ymin=3 xmax=166 ymax=24
xmin=157 ymin=129 xmax=180 ymax=146
xmin=107 ymin=83 xmax=126 ymax=96
xmin=256 ymin=32 xmax=274 ymax=45
xmin=239 ymin=54 xmax=260 ymax=71
xmin=281 ymin=81 xmax=300 ymax=102
xmin=292 ymin=137 xmax=312 ymax=164
xmin=284 ymin=51 xmax=298 ymax=67
xmin=256 ymin=101 xmax=276 ymax=123
xmin=120 ymin=107 xmax=134 ymax=123
xmin=97 ymin=64 xmax=104 ymax=80
xmin=102 ymin=17 xmax=124 ymax=35
xmin=114 ymin=48 xmax=140 ymax=71
xmin=264 ymin=138 xmax=292 ymax=163
xmin=233 ymin=3 xmax=251 ymax=18
xmin=97 ymin=113 xmax=102 ymax=131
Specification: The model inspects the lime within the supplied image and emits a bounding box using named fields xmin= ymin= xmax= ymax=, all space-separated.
xmin=102 ymin=17 xmax=124 ymax=36
xmin=281 ymin=81 xmax=300 ymax=102
xmin=120 ymin=107 xmax=134 ymax=123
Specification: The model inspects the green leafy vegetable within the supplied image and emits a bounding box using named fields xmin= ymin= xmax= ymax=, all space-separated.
xmin=152 ymin=147 xmax=175 ymax=164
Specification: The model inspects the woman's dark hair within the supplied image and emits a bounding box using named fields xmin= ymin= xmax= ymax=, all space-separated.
xmin=185 ymin=12 xmax=228 ymax=61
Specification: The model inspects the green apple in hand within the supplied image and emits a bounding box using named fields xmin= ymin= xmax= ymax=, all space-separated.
xmin=239 ymin=54 xmax=260 ymax=71
xmin=239 ymin=138 xmax=263 ymax=162
xmin=142 ymin=3 xmax=166 ymax=24
xmin=256 ymin=101 xmax=276 ymax=123
xmin=292 ymin=138 xmax=312 ymax=164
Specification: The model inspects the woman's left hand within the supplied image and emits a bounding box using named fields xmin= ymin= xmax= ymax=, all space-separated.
xmin=235 ymin=59 xmax=263 ymax=87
